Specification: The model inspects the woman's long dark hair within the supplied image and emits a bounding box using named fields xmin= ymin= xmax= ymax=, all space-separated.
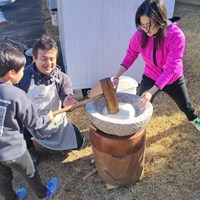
xmin=135 ymin=0 xmax=168 ymax=49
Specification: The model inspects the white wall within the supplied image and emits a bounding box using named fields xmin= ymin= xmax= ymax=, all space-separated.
xmin=57 ymin=0 xmax=175 ymax=89
xmin=164 ymin=0 xmax=175 ymax=18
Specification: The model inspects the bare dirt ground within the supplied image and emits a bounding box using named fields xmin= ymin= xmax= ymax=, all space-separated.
xmin=1 ymin=1 xmax=200 ymax=200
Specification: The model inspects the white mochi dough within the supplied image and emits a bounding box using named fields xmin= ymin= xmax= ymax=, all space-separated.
xmin=102 ymin=102 xmax=135 ymax=119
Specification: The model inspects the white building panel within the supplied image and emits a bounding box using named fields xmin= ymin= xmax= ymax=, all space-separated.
xmin=57 ymin=0 xmax=175 ymax=89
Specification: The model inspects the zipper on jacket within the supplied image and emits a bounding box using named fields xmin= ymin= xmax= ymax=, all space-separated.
xmin=153 ymin=36 xmax=158 ymax=66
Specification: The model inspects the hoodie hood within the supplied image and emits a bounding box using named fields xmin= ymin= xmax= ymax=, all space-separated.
xmin=28 ymin=63 xmax=61 ymax=85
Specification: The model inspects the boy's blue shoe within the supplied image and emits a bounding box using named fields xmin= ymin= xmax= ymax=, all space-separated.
xmin=44 ymin=177 xmax=60 ymax=200
xmin=16 ymin=187 xmax=28 ymax=200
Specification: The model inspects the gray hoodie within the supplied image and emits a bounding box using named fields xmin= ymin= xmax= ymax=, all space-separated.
xmin=0 ymin=82 xmax=51 ymax=162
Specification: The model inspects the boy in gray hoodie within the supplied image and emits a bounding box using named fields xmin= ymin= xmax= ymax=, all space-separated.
xmin=0 ymin=44 xmax=60 ymax=200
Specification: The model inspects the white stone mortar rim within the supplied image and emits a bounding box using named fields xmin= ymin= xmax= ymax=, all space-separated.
xmin=86 ymin=93 xmax=153 ymax=125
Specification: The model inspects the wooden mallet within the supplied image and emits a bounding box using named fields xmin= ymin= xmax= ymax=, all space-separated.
xmin=52 ymin=77 xmax=119 ymax=116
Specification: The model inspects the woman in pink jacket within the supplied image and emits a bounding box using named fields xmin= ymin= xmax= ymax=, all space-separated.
xmin=113 ymin=0 xmax=200 ymax=131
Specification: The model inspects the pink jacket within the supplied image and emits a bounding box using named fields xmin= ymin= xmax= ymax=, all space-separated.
xmin=121 ymin=21 xmax=185 ymax=89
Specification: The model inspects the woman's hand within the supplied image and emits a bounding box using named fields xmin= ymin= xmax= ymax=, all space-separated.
xmin=140 ymin=91 xmax=152 ymax=108
xmin=112 ymin=77 xmax=119 ymax=91
xmin=112 ymin=65 xmax=127 ymax=90
xmin=140 ymin=85 xmax=159 ymax=108
xmin=63 ymin=95 xmax=78 ymax=107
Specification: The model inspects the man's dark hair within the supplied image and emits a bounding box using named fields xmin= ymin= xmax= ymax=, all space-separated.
xmin=0 ymin=44 xmax=26 ymax=78
xmin=32 ymin=35 xmax=58 ymax=59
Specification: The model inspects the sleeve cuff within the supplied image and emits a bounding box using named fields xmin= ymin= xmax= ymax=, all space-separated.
xmin=120 ymin=64 xmax=128 ymax=70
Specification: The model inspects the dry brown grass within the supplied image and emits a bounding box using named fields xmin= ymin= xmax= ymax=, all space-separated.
xmin=7 ymin=1 xmax=200 ymax=200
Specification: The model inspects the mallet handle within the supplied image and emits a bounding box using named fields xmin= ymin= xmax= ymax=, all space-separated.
xmin=52 ymin=93 xmax=104 ymax=116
